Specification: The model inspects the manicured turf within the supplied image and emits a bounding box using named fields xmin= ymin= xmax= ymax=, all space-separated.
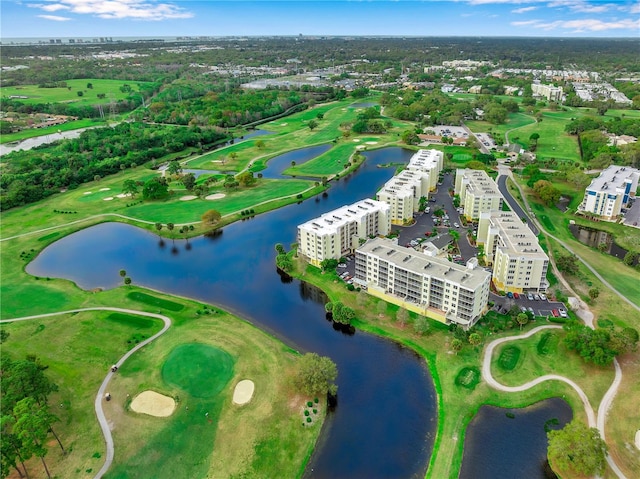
xmin=127 ymin=292 xmax=184 ymax=311
xmin=497 ymin=345 xmax=521 ymax=371
xmin=162 ymin=343 xmax=235 ymax=398
xmin=1 ymin=79 xmax=151 ymax=106
xmin=511 ymin=113 xmax=580 ymax=162
xmin=106 ymin=312 xmax=157 ymax=329
xmin=454 ymin=366 xmax=481 ymax=390
xmin=285 ymin=142 xmax=357 ymax=177
xmin=536 ymin=332 xmax=558 ymax=356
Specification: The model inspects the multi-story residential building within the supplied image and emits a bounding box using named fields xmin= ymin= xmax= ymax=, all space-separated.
xmin=578 ymin=165 xmax=640 ymax=220
xmin=454 ymin=169 xmax=503 ymax=221
xmin=376 ymin=149 xmax=443 ymax=224
xmin=477 ymin=211 xmax=549 ymax=294
xmin=355 ymin=238 xmax=491 ymax=328
xmin=297 ymin=199 xmax=391 ymax=267
xmin=531 ymin=82 xmax=563 ymax=102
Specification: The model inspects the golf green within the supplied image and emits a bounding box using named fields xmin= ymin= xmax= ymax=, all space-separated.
xmin=162 ymin=344 xmax=234 ymax=398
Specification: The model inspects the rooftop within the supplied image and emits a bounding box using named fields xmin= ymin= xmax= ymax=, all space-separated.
xmin=298 ymin=199 xmax=388 ymax=236
xmin=359 ymin=238 xmax=490 ymax=291
xmin=485 ymin=211 xmax=547 ymax=258
xmin=586 ymin=165 xmax=640 ymax=193
xmin=457 ymin=169 xmax=502 ymax=197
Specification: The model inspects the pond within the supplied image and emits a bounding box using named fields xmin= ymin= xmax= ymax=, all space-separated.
xmin=459 ymin=397 xmax=572 ymax=479
xmin=568 ymin=224 xmax=635 ymax=263
xmin=259 ymin=143 xmax=332 ymax=179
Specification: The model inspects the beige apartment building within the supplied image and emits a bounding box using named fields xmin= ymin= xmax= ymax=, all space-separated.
xmin=454 ymin=169 xmax=503 ymax=221
xmin=355 ymin=238 xmax=491 ymax=328
xmin=578 ymin=165 xmax=640 ymax=220
xmin=297 ymin=199 xmax=391 ymax=267
xmin=477 ymin=211 xmax=549 ymax=294
xmin=376 ymin=149 xmax=443 ymax=225
xmin=531 ymin=83 xmax=563 ymax=102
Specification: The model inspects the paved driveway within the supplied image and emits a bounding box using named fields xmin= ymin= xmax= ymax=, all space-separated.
xmin=490 ymin=292 xmax=567 ymax=317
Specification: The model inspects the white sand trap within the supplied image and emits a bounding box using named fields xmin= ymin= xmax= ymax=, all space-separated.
xmin=365 ymin=141 xmax=378 ymax=145
xmin=180 ymin=195 xmax=197 ymax=201
xmin=206 ymin=193 xmax=226 ymax=200
xmin=635 ymin=430 xmax=640 ymax=450
xmin=280 ymin=123 xmax=288 ymax=126
xmin=232 ymin=380 xmax=255 ymax=405
xmin=99 ymin=187 xmax=111 ymax=191
xmin=103 ymin=197 xmax=114 ymax=201
xmin=131 ymin=390 xmax=176 ymax=417
xmin=83 ymin=191 xmax=92 ymax=195
xmin=356 ymin=145 xmax=366 ymax=150
xmin=352 ymin=139 xmax=361 ymax=142
xmin=116 ymin=193 xmax=132 ymax=198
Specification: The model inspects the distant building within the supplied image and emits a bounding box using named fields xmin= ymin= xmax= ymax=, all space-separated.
xmin=477 ymin=211 xmax=549 ymax=293
xmin=531 ymin=83 xmax=563 ymax=102
xmin=355 ymin=238 xmax=491 ymax=328
xmin=297 ymin=199 xmax=391 ymax=267
xmin=454 ymin=169 xmax=504 ymax=221
xmin=468 ymin=85 xmax=482 ymax=94
xmin=578 ymin=165 xmax=640 ymax=220
xmin=376 ymin=149 xmax=443 ymax=225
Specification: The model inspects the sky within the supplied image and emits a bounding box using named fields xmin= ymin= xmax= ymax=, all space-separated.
xmin=1 ymin=0 xmax=639 ymax=39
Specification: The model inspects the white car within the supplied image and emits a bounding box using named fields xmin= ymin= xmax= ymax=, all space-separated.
xmin=559 ymin=309 xmax=568 ymax=318
xmin=453 ymin=223 xmax=460 ymax=228
xmin=539 ymin=294 xmax=547 ymax=301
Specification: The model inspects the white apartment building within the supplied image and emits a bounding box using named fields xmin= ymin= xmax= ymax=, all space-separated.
xmin=477 ymin=211 xmax=549 ymax=294
xmin=355 ymin=238 xmax=491 ymax=328
xmin=454 ymin=169 xmax=504 ymax=221
xmin=531 ymin=83 xmax=563 ymax=102
xmin=376 ymin=149 xmax=443 ymax=225
xmin=298 ymin=199 xmax=391 ymax=267
xmin=579 ymin=165 xmax=640 ymax=220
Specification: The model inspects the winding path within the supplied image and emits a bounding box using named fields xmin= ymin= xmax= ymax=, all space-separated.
xmin=0 ymin=307 xmax=172 ymax=479
xmin=482 ymin=325 xmax=627 ymax=479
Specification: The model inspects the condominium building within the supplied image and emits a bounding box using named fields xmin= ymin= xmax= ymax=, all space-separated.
xmin=531 ymin=83 xmax=563 ymax=102
xmin=454 ymin=169 xmax=504 ymax=221
xmin=355 ymin=238 xmax=491 ymax=328
xmin=477 ymin=211 xmax=549 ymax=294
xmin=578 ymin=165 xmax=640 ymax=220
xmin=376 ymin=149 xmax=443 ymax=224
xmin=297 ymin=199 xmax=391 ymax=267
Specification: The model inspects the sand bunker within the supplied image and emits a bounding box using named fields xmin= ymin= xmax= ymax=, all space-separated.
xmin=83 ymin=191 xmax=92 ymax=195
xmin=280 ymin=123 xmax=288 ymax=126
xmin=365 ymin=141 xmax=378 ymax=145
xmin=116 ymin=193 xmax=132 ymax=198
xmin=99 ymin=187 xmax=111 ymax=191
xmin=103 ymin=197 xmax=114 ymax=201
xmin=356 ymin=145 xmax=366 ymax=150
xmin=352 ymin=139 xmax=361 ymax=142
xmin=131 ymin=390 xmax=176 ymax=417
xmin=206 ymin=193 xmax=226 ymax=200
xmin=180 ymin=195 xmax=197 ymax=201
xmin=232 ymin=380 xmax=255 ymax=405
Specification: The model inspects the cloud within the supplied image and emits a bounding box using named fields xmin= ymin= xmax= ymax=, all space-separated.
xmin=546 ymin=0 xmax=615 ymax=13
xmin=28 ymin=0 xmax=193 ymax=21
xmin=512 ymin=6 xmax=538 ymax=13
xmin=511 ymin=17 xmax=640 ymax=31
xmin=38 ymin=14 xmax=71 ymax=21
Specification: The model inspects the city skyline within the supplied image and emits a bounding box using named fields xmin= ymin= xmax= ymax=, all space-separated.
xmin=1 ymin=0 xmax=639 ymax=39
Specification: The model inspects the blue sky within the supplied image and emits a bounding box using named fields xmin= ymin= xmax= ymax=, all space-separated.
xmin=1 ymin=1 xmax=639 ymax=38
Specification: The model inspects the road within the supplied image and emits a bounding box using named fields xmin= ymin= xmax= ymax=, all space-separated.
xmin=496 ymin=174 xmax=539 ymax=235
xmin=482 ymin=325 xmax=627 ymax=479
xmin=0 ymin=307 xmax=173 ymax=479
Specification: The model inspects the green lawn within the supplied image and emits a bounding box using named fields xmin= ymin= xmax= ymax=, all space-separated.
xmin=2 ymin=79 xmax=151 ymax=106
xmin=0 ymin=119 xmax=103 ymax=144
xmin=285 ymin=142 xmax=357 ymax=177
xmin=511 ymin=113 xmax=580 ymax=162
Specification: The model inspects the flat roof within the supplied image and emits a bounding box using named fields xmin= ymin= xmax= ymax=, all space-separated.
xmin=358 ymin=237 xmax=490 ymax=291
xmin=486 ymin=211 xmax=547 ymax=258
xmin=408 ymin=149 xmax=442 ymax=171
xmin=298 ymin=199 xmax=388 ymax=236
xmin=586 ymin=165 xmax=640 ymax=193
xmin=457 ymin=168 xmax=502 ymax=197
xmin=378 ymin=169 xmax=426 ymax=198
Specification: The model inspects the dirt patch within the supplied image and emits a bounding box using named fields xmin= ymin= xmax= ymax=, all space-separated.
xmin=206 ymin=193 xmax=226 ymax=200
xmin=232 ymin=380 xmax=255 ymax=405
xmin=180 ymin=195 xmax=197 ymax=201
xmin=130 ymin=390 xmax=175 ymax=417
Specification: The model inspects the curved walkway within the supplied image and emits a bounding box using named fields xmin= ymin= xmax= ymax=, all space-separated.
xmin=482 ymin=325 xmax=627 ymax=479
xmin=0 ymin=307 xmax=173 ymax=479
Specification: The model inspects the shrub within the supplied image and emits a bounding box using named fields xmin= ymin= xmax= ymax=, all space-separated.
xmin=304 ymin=410 xmax=310 ymax=416
xmin=306 ymin=417 xmax=312 ymax=423
xmin=307 ymin=401 xmax=313 ymax=407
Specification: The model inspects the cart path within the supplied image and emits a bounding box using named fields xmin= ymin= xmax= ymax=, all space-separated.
xmin=482 ymin=325 xmax=627 ymax=479
xmin=1 ymin=307 xmax=172 ymax=479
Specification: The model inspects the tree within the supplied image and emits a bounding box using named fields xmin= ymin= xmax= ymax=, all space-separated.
xmin=401 ymin=130 xmax=420 ymax=145
xmin=588 ymin=288 xmax=600 ymax=300
xmin=182 ymin=173 xmax=196 ymax=191
xmin=154 ymin=222 xmax=163 ymax=236
xmin=86 ymin=82 xmax=93 ymax=89
xmin=468 ymin=332 xmax=482 ymax=347
xmin=228 ymin=152 xmax=238 ymax=164
xmin=547 ymin=419 xmax=607 ymax=476
xmin=320 ymin=258 xmax=338 ymax=272
xmin=13 ymin=398 xmax=57 ymax=479
xmin=237 ymin=171 xmax=256 ymax=187
xmin=308 ymin=119 xmax=319 ymax=130
xmin=124 ymin=277 xmax=132 ymax=285
xmin=201 ymin=210 xmax=221 ymax=228
xmin=529 ymin=133 xmax=540 ymax=150
xmin=396 ymin=308 xmax=409 ymax=326
xmin=413 ymin=316 xmax=430 ymax=336
xmin=376 ymin=301 xmax=387 ymax=317
xmin=122 ymin=179 xmax=138 ymax=197
xmin=76 ymin=91 xmax=84 ymax=97
xmin=119 ymin=269 xmax=126 ymax=278
xmin=167 ymin=160 xmax=182 ymax=176
xmin=623 ymin=251 xmax=638 ymax=266
xmin=293 ymin=353 xmax=338 ymax=396
xmin=516 ymin=313 xmax=529 ymax=330
xmin=0 ymin=357 xmax=58 ymax=416
xmin=557 ymin=254 xmax=579 ymax=276
xmin=0 ymin=330 xmax=9 ymax=344
xmin=142 ymin=178 xmax=169 ymax=200
xmin=451 ymin=338 xmax=463 ymax=354
xmin=255 ymin=139 xmax=265 ymax=149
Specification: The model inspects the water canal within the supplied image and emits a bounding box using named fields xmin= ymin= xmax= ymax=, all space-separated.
xmin=28 ymin=147 xmax=570 ymax=477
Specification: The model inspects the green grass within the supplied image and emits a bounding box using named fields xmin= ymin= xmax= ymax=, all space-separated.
xmin=511 ymin=113 xmax=580 ymax=162
xmin=536 ymin=332 xmax=558 ymax=356
xmin=162 ymin=344 xmax=235 ymax=398
xmin=285 ymin=142 xmax=357 ymax=177
xmin=0 ymin=119 xmax=102 ymax=144
xmin=126 ymin=292 xmax=184 ymax=312
xmin=454 ymin=367 xmax=481 ymax=390
xmin=1 ymin=79 xmax=151 ymax=106
xmin=106 ymin=312 xmax=157 ymax=329
xmin=497 ymin=345 xmax=521 ymax=371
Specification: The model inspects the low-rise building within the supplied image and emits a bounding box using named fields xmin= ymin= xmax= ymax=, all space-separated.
xmin=376 ymin=149 xmax=443 ymax=224
xmin=578 ymin=165 xmax=640 ymax=220
xmin=454 ymin=169 xmax=503 ymax=221
xmin=477 ymin=211 xmax=549 ymax=293
xmin=297 ymin=199 xmax=391 ymax=267
xmin=355 ymin=238 xmax=491 ymax=328
xmin=531 ymin=82 xmax=563 ymax=102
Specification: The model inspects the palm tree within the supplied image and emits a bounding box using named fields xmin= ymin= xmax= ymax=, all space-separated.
xmin=166 ymin=223 xmax=175 ymax=244
xmin=119 ymin=269 xmax=126 ymax=278
xmin=155 ymin=222 xmax=164 ymax=246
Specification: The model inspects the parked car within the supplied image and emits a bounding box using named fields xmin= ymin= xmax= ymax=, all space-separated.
xmin=507 ymin=292 xmax=514 ymax=299
xmin=539 ymin=294 xmax=547 ymax=301
xmin=552 ymin=309 xmax=559 ymax=317
xmin=527 ymin=293 xmax=534 ymax=301
xmin=521 ymin=306 xmax=527 ymax=313
xmin=454 ymin=223 xmax=460 ymax=228
xmin=559 ymin=309 xmax=568 ymax=318
xmin=533 ymin=294 xmax=540 ymax=301
xmin=513 ymin=293 xmax=519 ymax=299
xmin=528 ymin=307 xmax=534 ymax=313
xmin=337 ymin=263 xmax=347 ymax=268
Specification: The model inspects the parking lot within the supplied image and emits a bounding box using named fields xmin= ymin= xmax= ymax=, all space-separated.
xmin=490 ymin=292 xmax=567 ymax=318
xmin=431 ymin=125 xmax=469 ymax=140
xmin=475 ymin=132 xmax=497 ymax=150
